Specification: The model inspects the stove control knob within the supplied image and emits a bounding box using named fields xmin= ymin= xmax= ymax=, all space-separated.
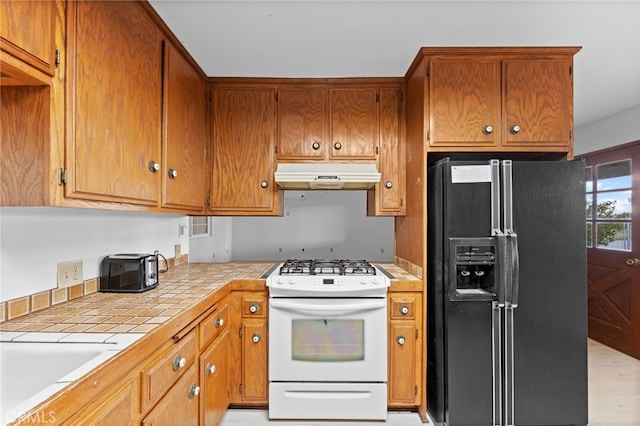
xmin=372 ymin=277 xmax=381 ymax=285
xmin=288 ymin=278 xmax=296 ymax=285
xmin=360 ymin=278 xmax=368 ymax=285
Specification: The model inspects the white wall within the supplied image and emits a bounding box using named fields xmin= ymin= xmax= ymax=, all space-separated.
xmin=230 ymin=190 xmax=395 ymax=262
xmin=0 ymin=207 xmax=189 ymax=302
xmin=188 ymin=217 xmax=232 ymax=263
xmin=574 ymin=105 xmax=640 ymax=156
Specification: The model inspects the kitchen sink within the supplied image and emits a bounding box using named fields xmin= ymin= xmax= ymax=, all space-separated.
xmin=0 ymin=332 xmax=143 ymax=425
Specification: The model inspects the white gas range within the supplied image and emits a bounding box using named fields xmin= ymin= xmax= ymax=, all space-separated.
xmin=266 ymin=259 xmax=392 ymax=421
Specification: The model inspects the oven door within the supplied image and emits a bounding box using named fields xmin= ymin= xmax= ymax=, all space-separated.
xmin=269 ymin=297 xmax=387 ymax=382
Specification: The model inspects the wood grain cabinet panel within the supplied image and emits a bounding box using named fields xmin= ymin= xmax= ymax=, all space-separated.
xmin=277 ymin=88 xmax=326 ymax=160
xmin=0 ymin=0 xmax=57 ymax=76
xmin=427 ymin=49 xmax=577 ymax=151
xmin=66 ymin=1 xmax=163 ymax=205
xmin=142 ymin=364 xmax=200 ymax=426
xmin=210 ymin=87 xmax=282 ymax=215
xmin=200 ymin=330 xmax=230 ymax=426
xmin=161 ymin=41 xmax=207 ymax=212
xmin=329 ymin=87 xmax=379 ymax=160
xmin=387 ymin=292 xmax=422 ymax=407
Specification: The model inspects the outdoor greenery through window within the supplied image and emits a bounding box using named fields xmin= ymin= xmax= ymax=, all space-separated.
xmin=586 ymin=160 xmax=632 ymax=251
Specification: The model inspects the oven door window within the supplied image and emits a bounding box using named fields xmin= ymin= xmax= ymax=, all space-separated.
xmin=292 ymin=319 xmax=364 ymax=362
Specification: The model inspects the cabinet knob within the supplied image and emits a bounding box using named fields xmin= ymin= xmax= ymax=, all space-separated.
xmin=168 ymin=168 xmax=178 ymax=179
xmin=396 ymin=336 xmax=406 ymax=345
xmin=205 ymin=362 xmax=216 ymax=377
xmin=260 ymin=180 xmax=268 ymax=188
xmin=626 ymin=258 xmax=640 ymax=266
xmin=215 ymin=316 xmax=224 ymax=328
xmin=385 ymin=181 xmax=393 ymax=189
xmin=148 ymin=161 xmax=160 ymax=172
xmin=312 ymin=141 xmax=320 ymax=150
xmin=483 ymin=125 xmax=493 ymax=135
xmin=509 ymin=125 xmax=521 ymax=135
xmin=252 ymin=333 xmax=262 ymax=343
xmin=172 ymin=354 xmax=186 ymax=372
xmin=333 ymin=141 xmax=342 ymax=150
xmin=400 ymin=305 xmax=409 ymax=315
xmin=249 ymin=303 xmax=259 ymax=313
xmin=188 ymin=383 xmax=200 ymax=399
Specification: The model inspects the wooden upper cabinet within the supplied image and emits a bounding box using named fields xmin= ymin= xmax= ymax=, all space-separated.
xmin=67 ymin=1 xmax=163 ymax=205
xmin=210 ymin=88 xmax=282 ymax=215
xmin=0 ymin=0 xmax=57 ymax=76
xmin=277 ymin=88 xmax=326 ymax=160
xmin=427 ymin=49 xmax=577 ymax=151
xmin=368 ymin=87 xmax=406 ymax=216
xmin=429 ymin=59 xmax=501 ymax=147
xmin=502 ymin=59 xmax=574 ymax=147
xmin=162 ymin=41 xmax=207 ymax=212
xmin=329 ymin=88 xmax=379 ymax=160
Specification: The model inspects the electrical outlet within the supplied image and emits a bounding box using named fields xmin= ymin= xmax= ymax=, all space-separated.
xmin=57 ymin=260 xmax=83 ymax=288
xmin=175 ymin=244 xmax=181 ymax=258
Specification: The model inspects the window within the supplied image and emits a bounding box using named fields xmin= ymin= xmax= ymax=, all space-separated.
xmin=586 ymin=160 xmax=632 ymax=251
xmin=189 ymin=216 xmax=211 ymax=238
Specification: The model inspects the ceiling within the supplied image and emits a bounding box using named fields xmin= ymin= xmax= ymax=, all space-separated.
xmin=149 ymin=0 xmax=640 ymax=128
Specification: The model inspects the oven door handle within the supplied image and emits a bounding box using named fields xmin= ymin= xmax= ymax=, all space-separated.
xmin=270 ymin=299 xmax=386 ymax=315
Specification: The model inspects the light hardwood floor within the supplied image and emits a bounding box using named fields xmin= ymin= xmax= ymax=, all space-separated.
xmin=221 ymin=339 xmax=640 ymax=425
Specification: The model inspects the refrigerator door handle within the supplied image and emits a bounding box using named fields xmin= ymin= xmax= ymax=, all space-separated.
xmin=507 ymin=231 xmax=520 ymax=308
xmin=492 ymin=302 xmax=503 ymax=426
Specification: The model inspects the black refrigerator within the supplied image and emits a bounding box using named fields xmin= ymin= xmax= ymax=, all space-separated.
xmin=427 ymin=159 xmax=588 ymax=426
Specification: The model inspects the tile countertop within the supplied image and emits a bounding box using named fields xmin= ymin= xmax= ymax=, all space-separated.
xmin=0 ymin=262 xmax=422 ymax=334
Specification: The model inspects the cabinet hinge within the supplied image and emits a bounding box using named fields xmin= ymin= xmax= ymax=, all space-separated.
xmin=376 ymin=146 xmax=379 ymax=155
xmin=426 ymin=66 xmax=430 ymax=77
xmin=569 ymin=65 xmax=573 ymax=75
xmin=415 ymin=328 xmax=419 ymax=339
xmin=239 ymin=384 xmax=243 ymax=394
xmin=427 ymin=130 xmax=430 ymax=141
xmin=376 ymin=92 xmax=379 ymax=103
xmin=57 ymin=167 xmax=67 ymax=185
xmin=55 ymin=49 xmax=60 ymax=67
xmin=570 ymin=130 xmax=573 ymax=140
xmin=208 ymin=90 xmax=212 ymax=102
xmin=399 ymin=91 xmax=404 ymax=103
xmin=275 ymin=92 xmax=278 ymax=102
xmin=275 ymin=145 xmax=278 ymax=154
xmin=415 ymin=385 xmax=418 ymax=396
xmin=239 ymin=327 xmax=243 ymax=337
xmin=205 ymin=195 xmax=210 ymax=207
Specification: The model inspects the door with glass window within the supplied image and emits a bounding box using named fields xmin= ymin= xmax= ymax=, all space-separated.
xmin=580 ymin=141 xmax=640 ymax=359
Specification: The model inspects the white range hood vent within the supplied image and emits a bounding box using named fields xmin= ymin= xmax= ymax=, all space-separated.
xmin=274 ymin=163 xmax=381 ymax=190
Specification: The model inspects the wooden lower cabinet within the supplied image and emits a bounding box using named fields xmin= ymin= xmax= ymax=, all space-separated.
xmin=142 ymin=364 xmax=200 ymax=425
xmin=230 ymin=290 xmax=269 ymax=405
xmin=200 ymin=330 xmax=230 ymax=425
xmin=387 ymin=291 xmax=423 ymax=407
xmin=61 ymin=375 xmax=139 ymax=425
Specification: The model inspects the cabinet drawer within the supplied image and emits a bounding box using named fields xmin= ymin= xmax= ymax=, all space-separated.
xmin=242 ymin=294 xmax=267 ymax=318
xmin=389 ymin=297 xmax=417 ymax=320
xmin=140 ymin=329 xmax=197 ymax=410
xmin=200 ymin=302 xmax=229 ymax=349
xmin=141 ymin=364 xmax=199 ymax=425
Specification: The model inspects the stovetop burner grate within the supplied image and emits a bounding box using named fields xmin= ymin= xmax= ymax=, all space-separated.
xmin=278 ymin=259 xmax=377 ymax=276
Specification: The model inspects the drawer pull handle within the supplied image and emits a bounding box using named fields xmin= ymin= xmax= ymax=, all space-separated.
xmin=249 ymin=303 xmax=259 ymax=313
xmin=205 ymin=363 xmax=216 ymax=377
xmin=400 ymin=305 xmax=409 ymax=315
xmin=188 ymin=383 xmax=200 ymax=399
xmin=252 ymin=333 xmax=262 ymax=343
xmin=215 ymin=316 xmax=224 ymax=328
xmin=396 ymin=336 xmax=406 ymax=345
xmin=483 ymin=125 xmax=493 ymax=135
xmin=148 ymin=161 xmax=160 ymax=172
xmin=509 ymin=125 xmax=521 ymax=135
xmin=172 ymin=354 xmax=186 ymax=372
xmin=312 ymin=141 xmax=320 ymax=150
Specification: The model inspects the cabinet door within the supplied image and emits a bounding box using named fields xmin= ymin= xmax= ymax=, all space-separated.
xmin=67 ymin=1 xmax=162 ymax=205
xmin=142 ymin=364 xmax=199 ymax=426
xmin=277 ymin=88 xmax=326 ymax=160
xmin=200 ymin=330 xmax=230 ymax=426
xmin=61 ymin=377 xmax=139 ymax=425
xmin=0 ymin=0 xmax=56 ymax=75
xmin=210 ymin=88 xmax=280 ymax=214
xmin=241 ymin=319 xmax=268 ymax=402
xmin=162 ymin=41 xmax=207 ymax=212
xmin=329 ymin=88 xmax=378 ymax=159
xmin=429 ymin=59 xmax=501 ymax=147
xmin=502 ymin=59 xmax=573 ymax=147
xmin=368 ymin=87 xmax=405 ymax=216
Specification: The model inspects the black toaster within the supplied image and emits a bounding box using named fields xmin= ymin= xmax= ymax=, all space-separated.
xmin=99 ymin=253 xmax=159 ymax=293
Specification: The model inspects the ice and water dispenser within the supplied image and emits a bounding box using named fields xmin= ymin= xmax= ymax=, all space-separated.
xmin=449 ymin=237 xmax=497 ymax=301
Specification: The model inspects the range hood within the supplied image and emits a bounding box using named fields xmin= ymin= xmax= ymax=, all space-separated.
xmin=274 ymin=163 xmax=381 ymax=190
